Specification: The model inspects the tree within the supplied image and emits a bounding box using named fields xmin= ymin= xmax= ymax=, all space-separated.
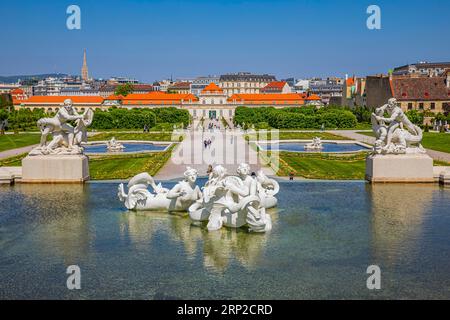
xmin=114 ymin=83 xmax=135 ymax=96
xmin=0 ymin=109 xmax=8 ymax=135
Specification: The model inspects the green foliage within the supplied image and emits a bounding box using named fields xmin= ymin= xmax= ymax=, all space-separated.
xmin=405 ymin=110 xmax=424 ymax=125
xmin=3 ymin=108 xmax=46 ymax=131
xmin=90 ymin=108 xmax=190 ymax=130
xmin=114 ymin=83 xmax=135 ymax=96
xmin=234 ymin=106 xmax=357 ymax=129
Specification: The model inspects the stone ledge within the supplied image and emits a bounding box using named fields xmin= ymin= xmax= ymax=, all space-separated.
xmin=21 ymin=155 xmax=89 ymax=184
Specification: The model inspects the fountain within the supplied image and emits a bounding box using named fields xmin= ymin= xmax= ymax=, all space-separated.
xmin=304 ymin=137 xmax=323 ymax=151
xmin=106 ymin=137 xmax=125 ymax=152
xmin=117 ymin=163 xmax=279 ymax=233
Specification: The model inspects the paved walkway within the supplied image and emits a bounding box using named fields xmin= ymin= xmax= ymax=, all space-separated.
xmin=0 ymin=144 xmax=37 ymax=160
xmin=331 ymin=130 xmax=450 ymax=162
xmin=156 ymin=129 xmax=274 ymax=179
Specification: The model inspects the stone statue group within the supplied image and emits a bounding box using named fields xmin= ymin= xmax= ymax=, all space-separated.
xmin=30 ymin=99 xmax=93 ymax=156
xmin=371 ymin=98 xmax=425 ymax=154
xmin=117 ymin=163 xmax=279 ymax=233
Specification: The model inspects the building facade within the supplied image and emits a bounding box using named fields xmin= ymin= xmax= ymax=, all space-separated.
xmin=219 ymin=72 xmax=277 ymax=97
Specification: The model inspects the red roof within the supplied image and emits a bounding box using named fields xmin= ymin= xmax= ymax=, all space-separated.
xmin=11 ymin=88 xmax=24 ymax=95
xmin=262 ymin=81 xmax=287 ymax=89
xmin=227 ymin=93 xmax=304 ymax=105
xmin=346 ymin=78 xmax=355 ymax=86
xmin=201 ymin=82 xmax=223 ymax=93
xmin=306 ymin=94 xmax=321 ymax=101
xmin=15 ymin=96 xmax=104 ymax=105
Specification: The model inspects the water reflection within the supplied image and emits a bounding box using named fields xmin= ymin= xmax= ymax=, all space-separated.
xmin=368 ymin=183 xmax=433 ymax=266
xmin=119 ymin=209 xmax=279 ymax=273
xmin=10 ymin=184 xmax=91 ymax=265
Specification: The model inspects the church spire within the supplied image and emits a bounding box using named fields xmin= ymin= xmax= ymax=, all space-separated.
xmin=81 ymin=49 xmax=89 ymax=82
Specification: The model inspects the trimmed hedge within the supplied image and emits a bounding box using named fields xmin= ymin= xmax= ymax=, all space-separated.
xmin=234 ymin=106 xmax=357 ymax=129
xmin=91 ymin=107 xmax=190 ymax=130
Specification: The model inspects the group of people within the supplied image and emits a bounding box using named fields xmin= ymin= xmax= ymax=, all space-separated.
xmin=203 ymin=138 xmax=212 ymax=148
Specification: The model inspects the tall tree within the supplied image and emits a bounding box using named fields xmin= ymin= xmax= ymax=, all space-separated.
xmin=114 ymin=83 xmax=135 ymax=96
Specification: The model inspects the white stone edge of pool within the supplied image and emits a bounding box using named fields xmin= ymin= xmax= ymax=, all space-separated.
xmin=252 ymin=139 xmax=373 ymax=154
xmin=82 ymin=140 xmax=174 ymax=156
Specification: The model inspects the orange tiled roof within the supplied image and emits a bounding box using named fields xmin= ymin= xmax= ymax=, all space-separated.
xmin=262 ymin=81 xmax=287 ymax=89
xmin=201 ymin=82 xmax=223 ymax=93
xmin=11 ymin=88 xmax=24 ymax=95
xmin=15 ymin=96 xmax=104 ymax=105
xmin=227 ymin=93 xmax=304 ymax=105
xmin=306 ymin=94 xmax=321 ymax=100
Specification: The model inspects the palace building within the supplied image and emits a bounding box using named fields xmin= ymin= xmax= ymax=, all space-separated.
xmin=14 ymin=82 xmax=310 ymax=118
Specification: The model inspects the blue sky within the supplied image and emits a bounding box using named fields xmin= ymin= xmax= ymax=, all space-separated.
xmin=1 ymin=0 xmax=449 ymax=82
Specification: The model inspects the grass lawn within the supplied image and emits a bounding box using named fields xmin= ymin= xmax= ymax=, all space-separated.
xmin=0 ymin=133 xmax=41 ymax=152
xmin=0 ymin=153 xmax=27 ymax=167
xmin=247 ymin=131 xmax=349 ymax=141
xmin=276 ymin=152 xmax=367 ymax=180
xmin=89 ymin=147 xmax=174 ymax=180
xmin=89 ymin=132 xmax=179 ymax=142
xmin=357 ymin=131 xmax=450 ymax=154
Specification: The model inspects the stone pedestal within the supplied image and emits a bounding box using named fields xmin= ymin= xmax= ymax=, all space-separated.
xmin=366 ymin=153 xmax=434 ymax=183
xmin=21 ymin=155 xmax=89 ymax=183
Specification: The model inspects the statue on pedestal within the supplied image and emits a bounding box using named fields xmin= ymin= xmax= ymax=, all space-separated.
xmin=29 ymin=99 xmax=94 ymax=156
xmin=371 ymin=98 xmax=425 ymax=154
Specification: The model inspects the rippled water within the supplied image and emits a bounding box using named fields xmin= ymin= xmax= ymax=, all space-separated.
xmin=84 ymin=143 xmax=168 ymax=154
xmin=261 ymin=142 xmax=370 ymax=152
xmin=0 ymin=180 xmax=449 ymax=299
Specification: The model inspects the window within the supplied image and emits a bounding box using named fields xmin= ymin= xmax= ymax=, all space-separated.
xmin=431 ymin=102 xmax=435 ymax=110
xmin=408 ymin=103 xmax=413 ymax=110
xmin=419 ymin=103 xmax=424 ymax=109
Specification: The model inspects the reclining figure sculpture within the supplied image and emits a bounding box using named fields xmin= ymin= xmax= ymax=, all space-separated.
xmin=117 ymin=163 xmax=279 ymax=233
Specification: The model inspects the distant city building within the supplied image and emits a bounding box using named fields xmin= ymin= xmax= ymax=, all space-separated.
xmin=261 ymin=81 xmax=291 ymax=94
xmin=190 ymin=76 xmax=220 ymax=96
xmin=0 ymin=83 xmax=20 ymax=94
xmin=107 ymin=77 xmax=139 ymax=85
xmin=364 ymin=72 xmax=450 ymax=114
xmin=219 ymin=72 xmax=277 ymax=97
xmin=341 ymin=76 xmax=366 ymax=107
xmin=293 ymin=79 xmax=310 ymax=93
xmin=168 ymin=81 xmax=192 ymax=94
xmin=157 ymin=79 xmax=175 ymax=92
xmin=10 ymin=88 xmax=28 ymax=101
xmin=393 ymin=61 xmax=450 ymax=77
xmin=198 ymin=83 xmax=227 ymax=105
xmin=99 ymin=83 xmax=154 ymax=97
xmin=81 ymin=49 xmax=89 ymax=82
xmin=309 ymin=78 xmax=343 ymax=104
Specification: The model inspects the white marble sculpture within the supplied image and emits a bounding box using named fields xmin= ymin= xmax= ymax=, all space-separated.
xmin=106 ymin=137 xmax=125 ymax=152
xmin=189 ymin=164 xmax=278 ymax=233
xmin=29 ymin=99 xmax=94 ymax=156
xmin=117 ymin=163 xmax=279 ymax=233
xmin=117 ymin=167 xmax=202 ymax=212
xmin=304 ymin=137 xmax=323 ymax=150
xmin=371 ymin=98 xmax=425 ymax=154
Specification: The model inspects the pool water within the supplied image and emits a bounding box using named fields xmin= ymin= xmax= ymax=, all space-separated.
xmin=0 ymin=180 xmax=449 ymax=299
xmin=83 ymin=143 xmax=168 ymax=153
xmin=261 ymin=142 xmax=370 ymax=153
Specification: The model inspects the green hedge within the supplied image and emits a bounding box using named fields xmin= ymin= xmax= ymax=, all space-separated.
xmin=234 ymin=106 xmax=357 ymax=129
xmin=91 ymin=107 xmax=190 ymax=130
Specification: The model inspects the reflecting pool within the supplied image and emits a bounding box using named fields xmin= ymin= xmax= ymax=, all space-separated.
xmin=0 ymin=180 xmax=449 ymax=299
xmin=260 ymin=142 xmax=370 ymax=153
xmin=83 ymin=143 xmax=168 ymax=154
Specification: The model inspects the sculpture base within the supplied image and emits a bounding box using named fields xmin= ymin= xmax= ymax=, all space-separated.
xmin=365 ymin=153 xmax=434 ymax=183
xmin=21 ymin=155 xmax=89 ymax=183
